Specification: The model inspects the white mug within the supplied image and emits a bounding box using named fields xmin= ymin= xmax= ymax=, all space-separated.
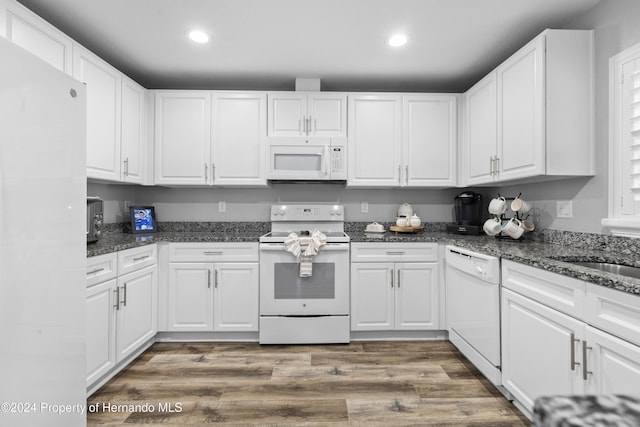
xmin=488 ymin=196 xmax=507 ymax=215
xmin=483 ymin=217 xmax=502 ymax=236
xmin=522 ymin=219 xmax=535 ymax=232
xmin=511 ymin=197 xmax=531 ymax=214
xmin=502 ymin=218 xmax=524 ymax=239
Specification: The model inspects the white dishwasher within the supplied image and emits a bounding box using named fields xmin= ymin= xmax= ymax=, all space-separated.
xmin=445 ymin=245 xmax=501 ymax=386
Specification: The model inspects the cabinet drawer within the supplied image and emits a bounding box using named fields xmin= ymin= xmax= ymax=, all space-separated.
xmin=586 ymin=283 xmax=640 ymax=347
xmin=169 ymin=242 xmax=259 ymax=262
xmin=86 ymin=252 xmax=117 ymax=287
xmin=350 ymin=243 xmax=438 ymax=263
xmin=502 ymin=260 xmax=586 ymax=319
xmin=118 ymin=244 xmax=157 ymax=276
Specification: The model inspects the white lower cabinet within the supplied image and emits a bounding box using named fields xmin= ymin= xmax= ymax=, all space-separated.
xmin=85 ymin=245 xmax=158 ymax=392
xmin=86 ymin=278 xmax=117 ymax=386
xmin=167 ymin=243 xmax=259 ymax=333
xmin=501 ymin=260 xmax=640 ymax=417
xmin=350 ymin=243 xmax=439 ymax=331
xmin=501 ymin=287 xmax=585 ymax=411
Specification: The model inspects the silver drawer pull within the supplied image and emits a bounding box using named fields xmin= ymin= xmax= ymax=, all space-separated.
xmin=582 ymin=341 xmax=592 ymax=381
xmin=133 ymin=255 xmax=149 ymax=262
xmin=87 ymin=267 xmax=105 ymax=275
xmin=204 ymin=251 xmax=223 ymax=255
xmin=570 ymin=333 xmax=580 ymax=370
xmin=386 ymin=251 xmax=405 ymax=255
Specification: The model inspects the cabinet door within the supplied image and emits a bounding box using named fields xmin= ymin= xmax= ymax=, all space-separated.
xmin=465 ymin=72 xmax=498 ymax=185
xmin=115 ymin=265 xmax=157 ymax=362
xmin=120 ymin=76 xmax=146 ymax=184
xmin=213 ymin=263 xmax=259 ymax=332
xmin=395 ymin=263 xmax=439 ymax=330
xmin=211 ymin=92 xmax=267 ymax=186
xmin=167 ymin=263 xmax=213 ymax=331
xmin=267 ymin=92 xmax=306 ymax=136
xmin=73 ymin=45 xmax=122 ymax=181
xmin=2 ymin=1 xmax=72 ymax=73
xmin=585 ymin=326 xmax=640 ymax=395
xmin=86 ymin=279 xmax=117 ymax=386
xmin=497 ymin=34 xmax=545 ymax=181
xmin=154 ymin=91 xmax=211 ymax=185
xmin=403 ymin=95 xmax=457 ymax=187
xmin=307 ymin=93 xmax=347 ymax=137
xmin=350 ymin=262 xmax=395 ymax=331
xmin=347 ymin=94 xmax=402 ymax=187
xmin=502 ymin=288 xmax=585 ymax=414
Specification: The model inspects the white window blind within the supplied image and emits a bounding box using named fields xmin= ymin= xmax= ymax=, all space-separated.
xmin=603 ymin=42 xmax=640 ymax=236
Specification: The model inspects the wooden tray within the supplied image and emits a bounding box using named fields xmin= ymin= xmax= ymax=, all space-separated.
xmin=389 ymin=225 xmax=425 ymax=233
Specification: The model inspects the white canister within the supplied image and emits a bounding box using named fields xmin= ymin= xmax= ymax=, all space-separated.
xmin=409 ymin=214 xmax=421 ymax=227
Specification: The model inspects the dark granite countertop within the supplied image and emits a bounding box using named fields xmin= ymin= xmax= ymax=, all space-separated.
xmin=88 ymin=223 xmax=640 ymax=296
xmin=533 ymin=394 xmax=640 ymax=426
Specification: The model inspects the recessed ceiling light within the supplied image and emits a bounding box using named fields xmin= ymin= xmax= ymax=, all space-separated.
xmin=388 ymin=33 xmax=408 ymax=47
xmin=187 ymin=29 xmax=209 ymax=44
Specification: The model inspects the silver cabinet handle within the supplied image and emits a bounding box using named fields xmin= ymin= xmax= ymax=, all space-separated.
xmin=122 ymin=284 xmax=127 ymax=307
xmin=113 ymin=288 xmax=120 ymax=310
xmin=494 ymin=157 xmax=500 ymax=176
xmin=398 ymin=165 xmax=401 ymax=184
xmin=214 ymin=269 xmax=219 ymax=288
xmin=123 ymin=158 xmax=129 ymax=177
xmin=582 ymin=340 xmax=592 ymax=380
xmin=405 ymin=166 xmax=409 ymax=185
xmin=87 ymin=267 xmax=105 ymax=275
xmin=390 ymin=269 xmax=394 ymax=288
xmin=203 ymin=251 xmax=223 ymax=255
xmin=397 ymin=269 xmax=401 ymax=288
xmin=133 ymin=255 xmax=148 ymax=262
xmin=570 ymin=333 xmax=580 ymax=370
xmin=204 ymin=163 xmax=208 ymax=182
xmin=386 ymin=251 xmax=406 ymax=255
xmin=211 ymin=163 xmax=216 ymax=183
xmin=208 ymin=269 xmax=212 ymax=288
xmin=489 ymin=156 xmax=494 ymax=176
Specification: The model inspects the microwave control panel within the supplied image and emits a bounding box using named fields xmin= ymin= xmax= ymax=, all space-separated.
xmin=330 ymin=146 xmax=346 ymax=179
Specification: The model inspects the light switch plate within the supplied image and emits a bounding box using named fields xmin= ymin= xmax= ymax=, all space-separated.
xmin=557 ymin=200 xmax=573 ymax=218
xmin=218 ymin=201 xmax=226 ymax=213
xmin=361 ymin=202 xmax=369 ymax=213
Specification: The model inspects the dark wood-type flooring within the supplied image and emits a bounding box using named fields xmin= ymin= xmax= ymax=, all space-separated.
xmin=87 ymin=341 xmax=530 ymax=426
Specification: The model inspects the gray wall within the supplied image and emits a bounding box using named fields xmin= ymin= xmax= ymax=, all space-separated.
xmin=90 ymin=0 xmax=640 ymax=234
xmin=498 ymin=0 xmax=640 ymax=234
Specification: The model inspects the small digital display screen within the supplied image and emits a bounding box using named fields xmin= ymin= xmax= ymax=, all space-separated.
xmin=129 ymin=206 xmax=156 ymax=234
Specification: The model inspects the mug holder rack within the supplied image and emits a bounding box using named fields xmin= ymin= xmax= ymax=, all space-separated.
xmin=491 ymin=193 xmax=531 ymax=242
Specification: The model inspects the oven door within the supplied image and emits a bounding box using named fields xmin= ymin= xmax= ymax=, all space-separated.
xmin=266 ymin=138 xmax=330 ymax=180
xmin=259 ymin=242 xmax=349 ymax=315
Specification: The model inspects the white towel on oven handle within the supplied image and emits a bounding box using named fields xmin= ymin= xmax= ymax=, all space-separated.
xmin=284 ymin=230 xmax=327 ymax=257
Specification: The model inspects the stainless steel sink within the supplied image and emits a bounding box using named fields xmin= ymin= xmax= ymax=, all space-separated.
xmin=568 ymin=261 xmax=640 ymax=280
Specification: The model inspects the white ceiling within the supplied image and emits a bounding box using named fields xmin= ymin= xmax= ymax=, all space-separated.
xmin=17 ymin=0 xmax=600 ymax=92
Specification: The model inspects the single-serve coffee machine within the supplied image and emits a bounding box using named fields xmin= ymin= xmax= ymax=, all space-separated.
xmin=446 ymin=191 xmax=483 ymax=235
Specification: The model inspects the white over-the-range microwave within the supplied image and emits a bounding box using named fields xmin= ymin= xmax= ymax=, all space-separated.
xmin=266 ymin=137 xmax=347 ymax=181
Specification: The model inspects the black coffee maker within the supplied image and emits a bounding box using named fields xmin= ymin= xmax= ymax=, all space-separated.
xmin=446 ymin=191 xmax=483 ymax=235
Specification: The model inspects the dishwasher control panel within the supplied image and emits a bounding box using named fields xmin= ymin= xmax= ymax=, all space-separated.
xmin=445 ymin=245 xmax=500 ymax=283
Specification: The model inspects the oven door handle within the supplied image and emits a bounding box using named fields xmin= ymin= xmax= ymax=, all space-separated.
xmin=260 ymin=243 xmax=350 ymax=252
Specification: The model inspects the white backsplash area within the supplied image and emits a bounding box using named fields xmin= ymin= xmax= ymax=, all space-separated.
xmin=89 ymin=182 xmax=481 ymax=225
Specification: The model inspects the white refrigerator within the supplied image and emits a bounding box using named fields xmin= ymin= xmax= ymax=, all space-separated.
xmin=0 ymin=38 xmax=87 ymax=426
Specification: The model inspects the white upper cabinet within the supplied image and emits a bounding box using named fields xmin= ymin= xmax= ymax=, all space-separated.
xmin=347 ymin=94 xmax=402 ymax=187
xmin=73 ymin=44 xmax=122 ymax=182
xmin=211 ymin=92 xmax=267 ymax=186
xmin=402 ymin=94 xmax=457 ymax=187
xmin=268 ymin=92 xmax=346 ymax=137
xmin=462 ymin=29 xmax=594 ymax=185
xmin=464 ymin=72 xmax=498 ymax=185
xmin=154 ymin=91 xmax=267 ymax=186
xmin=154 ymin=91 xmax=212 ymax=185
xmin=120 ymin=76 xmax=146 ymax=184
xmin=0 ymin=0 xmax=72 ymax=73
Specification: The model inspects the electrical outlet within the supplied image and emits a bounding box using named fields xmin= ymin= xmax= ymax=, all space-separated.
xmin=218 ymin=201 xmax=226 ymax=213
xmin=361 ymin=201 xmax=369 ymax=213
xmin=557 ymin=200 xmax=573 ymax=218
xmin=124 ymin=201 xmax=130 ymax=210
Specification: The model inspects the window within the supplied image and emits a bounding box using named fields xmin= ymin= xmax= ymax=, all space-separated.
xmin=602 ymin=41 xmax=640 ymax=237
